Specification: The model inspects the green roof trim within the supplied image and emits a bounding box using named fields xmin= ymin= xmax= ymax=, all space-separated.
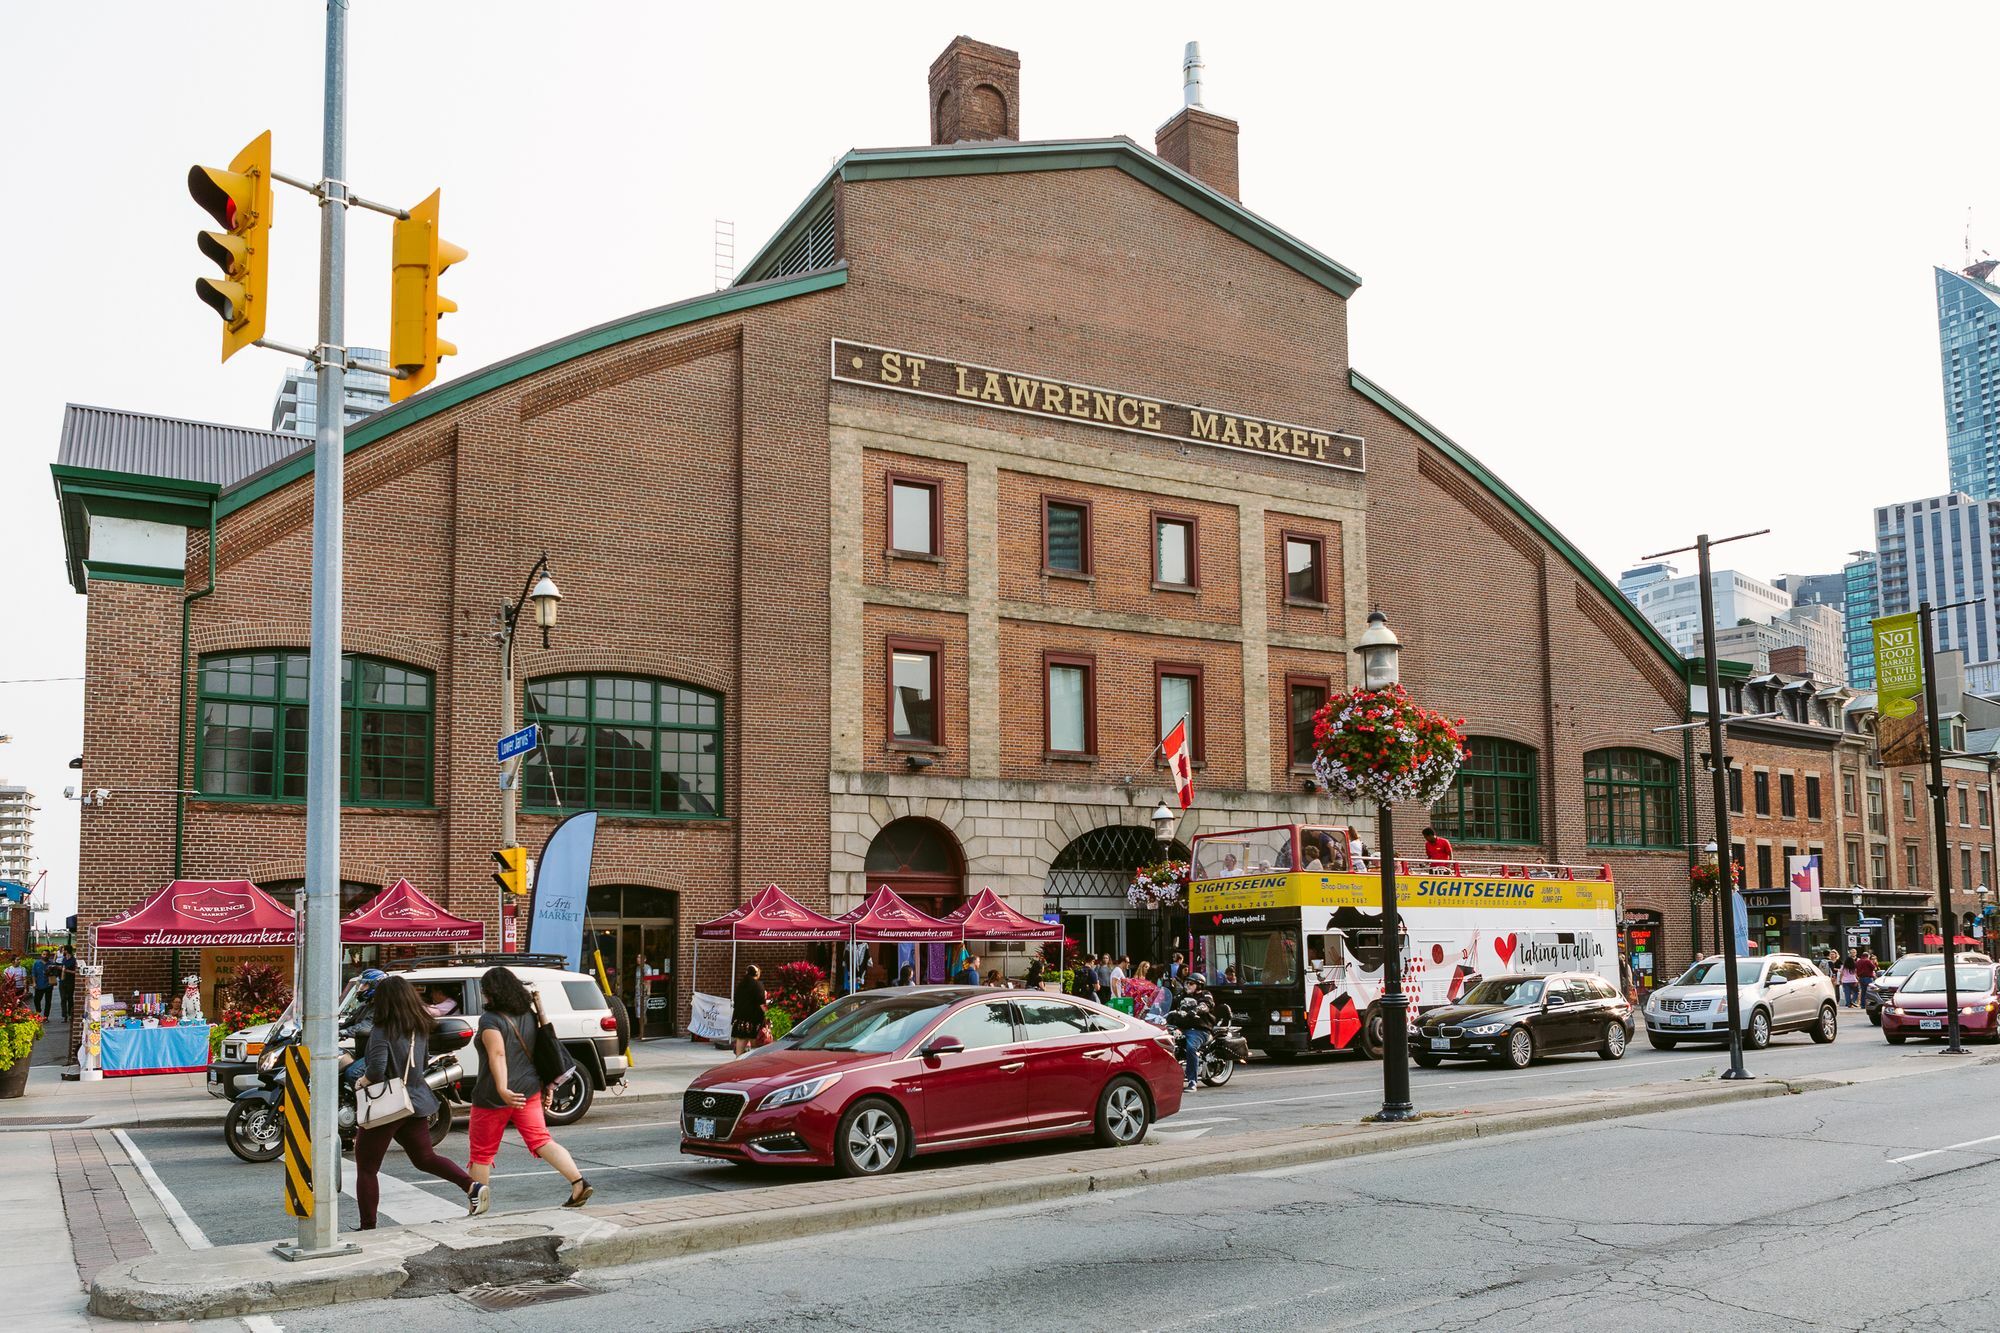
xmin=216 ymin=264 xmax=849 ymax=519
xmin=739 ymin=138 xmax=1362 ymax=299
xmin=83 ymin=561 xmax=186 ymax=588
xmin=1350 ymin=370 xmax=1682 ymax=674
xmin=52 ymin=465 xmax=218 ymax=594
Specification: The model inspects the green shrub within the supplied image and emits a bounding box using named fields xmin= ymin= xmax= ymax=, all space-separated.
xmin=767 ymin=1006 xmax=794 ymax=1039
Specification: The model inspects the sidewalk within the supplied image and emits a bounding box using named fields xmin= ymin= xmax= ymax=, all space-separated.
xmin=0 ymin=1037 xmax=733 ymax=1132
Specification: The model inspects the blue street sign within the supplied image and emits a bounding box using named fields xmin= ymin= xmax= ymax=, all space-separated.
xmin=497 ymin=724 xmax=539 ymax=764
xmin=1857 ymin=917 xmax=1883 ymax=927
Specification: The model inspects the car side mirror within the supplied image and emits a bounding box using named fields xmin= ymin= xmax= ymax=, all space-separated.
xmin=920 ymin=1035 xmax=964 ymax=1059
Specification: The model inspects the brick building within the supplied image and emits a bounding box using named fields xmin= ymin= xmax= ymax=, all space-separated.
xmin=53 ymin=37 xmax=1707 ymax=1031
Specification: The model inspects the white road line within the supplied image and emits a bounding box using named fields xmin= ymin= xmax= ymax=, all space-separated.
xmin=1148 ymin=1128 xmax=1215 ymax=1143
xmin=1890 ymin=1132 xmax=2000 ymax=1164
xmin=1158 ymin=1116 xmax=1240 ymax=1127
xmin=111 ymin=1128 xmax=211 ymax=1251
xmin=340 ymin=1163 xmax=468 ymax=1224
xmin=243 ymin=1318 xmax=286 ymax=1333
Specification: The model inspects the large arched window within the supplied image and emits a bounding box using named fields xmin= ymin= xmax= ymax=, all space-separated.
xmin=1431 ymin=738 xmax=1539 ymax=845
xmin=196 ymin=653 xmax=433 ymax=805
xmin=522 ymin=676 xmax=723 ymax=818
xmin=1584 ymin=748 xmax=1679 ymax=849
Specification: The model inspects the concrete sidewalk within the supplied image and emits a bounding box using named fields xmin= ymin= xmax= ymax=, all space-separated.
xmin=0 ymin=1038 xmax=733 ymax=1132
xmin=87 ymin=1069 xmax=1848 ymax=1322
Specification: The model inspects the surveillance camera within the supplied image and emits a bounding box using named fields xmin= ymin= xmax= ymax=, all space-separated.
xmin=91 ymin=788 xmax=110 ymax=806
xmin=63 ymin=786 xmax=75 ymax=800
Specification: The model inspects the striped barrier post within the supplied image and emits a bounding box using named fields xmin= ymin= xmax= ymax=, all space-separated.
xmin=281 ymin=1045 xmax=312 ymax=1218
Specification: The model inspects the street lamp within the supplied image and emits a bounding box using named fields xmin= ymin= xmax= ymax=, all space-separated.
xmin=498 ymin=553 xmax=564 ymax=890
xmin=1150 ymin=802 xmax=1177 ymax=846
xmin=1352 ymin=610 xmax=1415 ymax=1121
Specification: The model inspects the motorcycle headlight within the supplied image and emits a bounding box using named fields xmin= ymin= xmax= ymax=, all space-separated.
xmin=257 ymin=1045 xmax=284 ymax=1073
xmin=757 ymin=1073 xmax=841 ymax=1112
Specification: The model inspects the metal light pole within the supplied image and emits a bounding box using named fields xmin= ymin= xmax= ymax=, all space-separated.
xmin=498 ymin=554 xmax=563 ymax=851
xmin=1354 ymin=611 xmax=1413 ymax=1121
xmin=1917 ymin=600 xmax=1968 ymax=1054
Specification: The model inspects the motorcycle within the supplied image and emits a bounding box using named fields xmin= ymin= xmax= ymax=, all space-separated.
xmin=1174 ymin=1003 xmax=1252 ymax=1087
xmin=223 ymin=1018 xmax=465 ymax=1164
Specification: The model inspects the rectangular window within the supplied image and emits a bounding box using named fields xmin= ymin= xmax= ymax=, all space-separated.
xmin=1963 ymin=846 xmax=1975 ymax=892
xmin=1983 ymin=848 xmax=1993 ymax=890
xmin=1779 ymin=773 xmax=1796 ymax=818
xmin=885 ymin=637 xmax=942 ymax=746
xmin=1846 ymin=840 xmax=1862 ymax=886
xmin=887 ymin=475 xmax=939 ymax=556
xmin=1283 ymin=532 xmax=1325 ymax=604
xmin=1043 ymin=499 xmax=1091 ymax=574
xmin=1805 ymin=774 xmax=1822 ymax=820
xmin=1982 ymin=789 xmax=1992 ymax=827
xmin=1906 ymin=842 xmax=1921 ymax=885
xmin=1871 ymin=845 xmax=1887 ymax=890
xmin=197 ymin=652 xmax=433 ymax=806
xmin=1286 ymin=676 xmax=1329 ymax=772
xmin=1152 ymin=513 xmax=1197 ymax=587
xmin=1728 ymin=766 xmax=1743 ymax=815
xmin=1757 ymin=844 xmax=1774 ymax=890
xmin=1434 ymin=738 xmax=1540 ymax=845
xmin=1154 ymin=663 xmax=1204 ymax=761
xmin=1584 ymin=749 xmax=1679 ymax=849
xmin=1044 ymin=653 xmax=1096 ymax=756
xmin=1843 ymin=770 xmax=1858 ymax=815
xmin=1868 ymin=777 xmax=1885 ymax=834
xmin=1902 ymin=780 xmax=1917 ymax=820
xmin=1961 ymin=785 xmax=1972 ymax=827
xmin=1754 ymin=770 xmax=1771 ymax=816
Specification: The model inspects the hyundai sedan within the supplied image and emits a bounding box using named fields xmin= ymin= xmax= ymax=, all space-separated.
xmin=1883 ymin=964 xmax=2000 ymax=1044
xmin=680 ymin=987 xmax=1184 ymax=1176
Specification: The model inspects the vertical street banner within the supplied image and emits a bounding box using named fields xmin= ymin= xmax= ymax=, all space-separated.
xmin=1788 ymin=854 xmax=1825 ymax=922
xmin=1873 ymin=612 xmax=1923 ymax=719
xmin=1731 ymin=889 xmax=1750 ymax=955
xmin=527 ymin=810 xmax=597 ymax=972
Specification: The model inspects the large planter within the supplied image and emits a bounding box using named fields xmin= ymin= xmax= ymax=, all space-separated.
xmin=0 ymin=1048 xmax=34 ymax=1099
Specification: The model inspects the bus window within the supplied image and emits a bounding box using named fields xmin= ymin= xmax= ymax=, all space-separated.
xmin=1192 ymin=827 xmax=1297 ymax=879
xmin=1309 ymin=933 xmax=1348 ymax=969
xmin=1300 ymin=827 xmax=1352 ymax=872
xmin=1192 ymin=927 xmax=1301 ymax=985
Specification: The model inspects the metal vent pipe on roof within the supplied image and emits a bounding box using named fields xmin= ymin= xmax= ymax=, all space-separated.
xmin=1182 ymin=41 xmax=1205 ymax=109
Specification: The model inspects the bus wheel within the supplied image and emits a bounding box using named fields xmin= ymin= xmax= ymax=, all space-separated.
xmin=1355 ymin=1008 xmax=1384 ymax=1060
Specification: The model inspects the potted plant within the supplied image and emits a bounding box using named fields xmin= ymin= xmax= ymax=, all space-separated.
xmin=0 ymin=975 xmax=45 ymax=1098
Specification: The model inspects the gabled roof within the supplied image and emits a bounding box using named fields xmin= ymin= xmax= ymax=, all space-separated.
xmin=57 ymin=403 xmax=306 ymax=489
xmin=737 ymin=137 xmax=1363 ymax=299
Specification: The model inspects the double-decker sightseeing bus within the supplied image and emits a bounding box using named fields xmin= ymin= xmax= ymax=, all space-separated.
xmin=1186 ymin=823 xmax=1619 ymax=1058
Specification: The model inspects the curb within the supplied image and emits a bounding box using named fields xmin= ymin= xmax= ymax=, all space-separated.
xmin=1 ymin=1084 xmax=691 ymax=1135
xmin=87 ymin=1072 xmax=1835 ymax=1322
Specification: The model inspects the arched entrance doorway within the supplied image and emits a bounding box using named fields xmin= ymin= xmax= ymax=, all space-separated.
xmin=1047 ymin=827 xmax=1190 ymax=965
xmin=862 ymin=817 xmax=965 ymax=918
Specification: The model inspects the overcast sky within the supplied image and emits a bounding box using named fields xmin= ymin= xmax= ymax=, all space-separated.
xmin=3 ymin=3 xmax=1990 ymax=924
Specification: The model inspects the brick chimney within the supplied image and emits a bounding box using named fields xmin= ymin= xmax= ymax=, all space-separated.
xmin=1769 ymin=645 xmax=1809 ymax=677
xmin=929 ymin=37 xmax=1020 ymax=144
xmin=1155 ymin=42 xmax=1240 ymax=200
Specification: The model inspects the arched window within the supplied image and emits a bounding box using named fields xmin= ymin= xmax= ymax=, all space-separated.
xmin=196 ymin=653 xmax=433 ymax=805
xmin=1584 ymin=748 xmax=1679 ymax=849
xmin=522 ymin=676 xmax=723 ymax=818
xmin=1431 ymin=739 xmax=1538 ymax=845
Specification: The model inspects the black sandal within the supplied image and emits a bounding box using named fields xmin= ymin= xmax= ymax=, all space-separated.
xmin=562 ymin=1177 xmax=594 ymax=1208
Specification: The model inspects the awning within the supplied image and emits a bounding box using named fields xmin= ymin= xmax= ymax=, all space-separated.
xmin=95 ymin=880 xmax=297 ymax=948
xmin=946 ymin=888 xmax=1062 ymax=941
xmin=341 ymin=878 xmax=484 ymax=943
xmin=839 ymin=885 xmax=961 ymax=941
xmin=692 ymin=884 xmax=848 ymax=941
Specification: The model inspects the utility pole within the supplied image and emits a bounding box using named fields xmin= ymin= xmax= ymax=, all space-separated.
xmin=1918 ymin=599 xmax=1971 ymax=1055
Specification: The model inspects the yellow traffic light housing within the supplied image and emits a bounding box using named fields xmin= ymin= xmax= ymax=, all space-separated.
xmin=390 ymin=188 xmax=466 ymax=401
xmin=492 ymin=846 xmax=527 ymax=897
xmin=189 ymin=130 xmax=273 ymax=362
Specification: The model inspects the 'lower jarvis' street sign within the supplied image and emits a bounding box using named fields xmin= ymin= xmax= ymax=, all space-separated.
xmin=497 ymin=724 xmax=539 ymax=764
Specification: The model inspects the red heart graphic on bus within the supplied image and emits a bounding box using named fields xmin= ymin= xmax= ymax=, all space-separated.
xmin=1494 ymin=934 xmax=1517 ymax=966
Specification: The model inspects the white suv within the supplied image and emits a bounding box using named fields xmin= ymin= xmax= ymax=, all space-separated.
xmin=1643 ymin=953 xmax=1839 ymax=1051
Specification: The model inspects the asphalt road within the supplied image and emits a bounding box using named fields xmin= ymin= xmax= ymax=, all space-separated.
xmin=272 ymin=1044 xmax=2000 ymax=1333
xmin=131 ymin=1012 xmax=1930 ymax=1250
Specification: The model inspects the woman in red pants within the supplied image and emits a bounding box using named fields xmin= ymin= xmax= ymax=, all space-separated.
xmin=352 ymin=976 xmax=476 ymax=1229
xmin=464 ymin=966 xmax=591 ymax=1214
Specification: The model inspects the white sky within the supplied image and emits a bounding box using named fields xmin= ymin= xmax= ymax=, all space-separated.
xmin=3 ymin=2 xmax=1990 ymax=924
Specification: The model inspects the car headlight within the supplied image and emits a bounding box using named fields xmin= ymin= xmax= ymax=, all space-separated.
xmin=756 ymin=1073 xmax=842 ymax=1111
xmin=1962 ymin=1006 xmax=1980 ymax=1016
xmin=1466 ymin=1021 xmax=1506 ymax=1035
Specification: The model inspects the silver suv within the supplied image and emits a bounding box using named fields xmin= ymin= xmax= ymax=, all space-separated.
xmin=1643 ymin=953 xmax=1838 ymax=1051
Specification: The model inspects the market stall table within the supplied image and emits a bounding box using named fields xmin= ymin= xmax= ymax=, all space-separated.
xmin=98 ymin=1023 xmax=214 ymax=1076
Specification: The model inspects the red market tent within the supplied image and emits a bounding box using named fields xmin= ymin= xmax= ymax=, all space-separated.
xmin=839 ymin=885 xmax=962 ymax=942
xmin=340 ymin=878 xmax=484 ymax=944
xmin=947 ymin=888 xmax=1063 ymax=941
xmin=1920 ymin=933 xmax=1980 ymax=949
xmin=691 ymin=884 xmax=849 ymax=990
xmin=94 ymin=879 xmax=298 ymax=950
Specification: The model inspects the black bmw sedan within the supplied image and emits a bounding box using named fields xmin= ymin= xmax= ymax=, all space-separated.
xmin=1413 ymin=971 xmax=1633 ymax=1070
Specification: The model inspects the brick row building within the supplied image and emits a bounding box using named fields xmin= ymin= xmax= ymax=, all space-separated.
xmin=55 ymin=37 xmax=1715 ymax=1031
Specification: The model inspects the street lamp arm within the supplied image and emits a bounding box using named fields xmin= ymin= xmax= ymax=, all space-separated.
xmin=501 ymin=551 xmax=553 ymax=636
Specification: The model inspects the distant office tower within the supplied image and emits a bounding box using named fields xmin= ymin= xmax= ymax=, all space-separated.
xmin=1843 ymin=551 xmax=1878 ymax=689
xmin=1875 ymin=492 xmax=2000 ymax=692
xmin=1693 ymin=602 xmax=1846 ymax=684
xmin=271 ymin=347 xmax=391 ymax=435
xmin=0 ymin=783 xmax=32 ymax=884
xmin=1937 ymin=263 xmax=2000 ymax=501
xmin=1776 ymin=571 xmax=1844 ymax=608
xmin=1617 ymin=561 xmax=1676 ymax=602
xmin=1625 ymin=567 xmax=1792 ymax=658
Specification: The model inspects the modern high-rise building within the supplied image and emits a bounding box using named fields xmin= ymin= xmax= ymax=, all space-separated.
xmin=1693 ymin=602 xmax=1846 ymax=684
xmin=1625 ymin=567 xmax=1792 ymax=657
xmin=1843 ymin=551 xmax=1879 ymax=689
xmin=271 ymin=347 xmax=391 ymax=435
xmin=1618 ymin=561 xmax=1677 ymax=602
xmin=1776 ymin=571 xmax=1845 ymax=609
xmin=1875 ymin=492 xmax=2000 ymax=692
xmin=1937 ymin=263 xmax=2000 ymax=501
xmin=0 ymin=783 xmax=33 ymax=884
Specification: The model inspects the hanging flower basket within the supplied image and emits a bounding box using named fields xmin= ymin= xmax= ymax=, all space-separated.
xmin=1310 ymin=685 xmax=1467 ymax=808
xmin=1128 ymin=860 xmax=1190 ymax=910
xmin=1689 ymin=860 xmax=1742 ymax=894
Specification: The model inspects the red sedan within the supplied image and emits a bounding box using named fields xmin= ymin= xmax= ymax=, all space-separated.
xmin=680 ymin=987 xmax=1185 ymax=1176
xmin=1883 ymin=964 xmax=2000 ymax=1044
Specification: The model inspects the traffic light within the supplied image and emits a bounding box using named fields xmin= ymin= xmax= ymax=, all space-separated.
xmin=389 ymin=188 xmax=466 ymax=401
xmin=188 ymin=130 xmax=273 ymax=362
xmin=492 ymin=846 xmax=527 ymax=896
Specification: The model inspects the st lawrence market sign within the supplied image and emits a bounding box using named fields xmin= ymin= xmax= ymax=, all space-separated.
xmin=832 ymin=340 xmax=1364 ymax=473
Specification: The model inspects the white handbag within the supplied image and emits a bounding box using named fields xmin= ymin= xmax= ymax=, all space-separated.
xmin=355 ymin=1035 xmax=417 ymax=1129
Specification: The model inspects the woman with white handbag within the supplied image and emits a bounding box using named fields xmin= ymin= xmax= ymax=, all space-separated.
xmin=352 ymin=975 xmax=477 ymax=1230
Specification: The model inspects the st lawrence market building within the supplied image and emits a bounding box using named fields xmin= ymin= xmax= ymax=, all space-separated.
xmin=53 ymin=37 xmax=1700 ymax=1033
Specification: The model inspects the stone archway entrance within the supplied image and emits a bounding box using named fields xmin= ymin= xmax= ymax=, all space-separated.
xmin=1047 ymin=826 xmax=1189 ymax=965
xmin=863 ymin=817 xmax=966 ymax=918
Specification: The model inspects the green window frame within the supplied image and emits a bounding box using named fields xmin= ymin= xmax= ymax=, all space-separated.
xmin=1584 ymin=748 xmax=1679 ymax=849
xmin=1431 ymin=738 xmax=1538 ymax=845
xmin=522 ymin=675 xmax=724 ymax=819
xmin=195 ymin=652 xmax=433 ymax=806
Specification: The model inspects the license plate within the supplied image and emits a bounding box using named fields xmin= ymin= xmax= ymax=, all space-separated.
xmin=693 ymin=1116 xmax=717 ymax=1139
xmin=207 ymin=1070 xmax=219 ymax=1085
xmin=1268 ymin=1024 xmax=1286 ymax=1036
xmin=1920 ymin=1019 xmax=1942 ymax=1031
xmin=1668 ymin=1014 xmax=1690 ymax=1026
xmin=1429 ymin=1037 xmax=1452 ymax=1051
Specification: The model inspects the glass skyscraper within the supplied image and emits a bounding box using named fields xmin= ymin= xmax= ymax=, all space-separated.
xmin=1874 ymin=493 xmax=2000 ymax=692
xmin=1842 ymin=551 xmax=1878 ymax=688
xmin=271 ymin=346 xmax=391 ymax=436
xmin=1937 ymin=264 xmax=2000 ymax=500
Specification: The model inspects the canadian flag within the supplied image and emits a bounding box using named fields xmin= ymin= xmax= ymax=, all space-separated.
xmin=1163 ymin=717 xmax=1194 ymax=810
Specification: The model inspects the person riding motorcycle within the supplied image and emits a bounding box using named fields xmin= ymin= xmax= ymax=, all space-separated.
xmin=338 ymin=968 xmax=387 ymax=1087
xmin=1171 ymin=975 xmax=1217 ymax=1091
